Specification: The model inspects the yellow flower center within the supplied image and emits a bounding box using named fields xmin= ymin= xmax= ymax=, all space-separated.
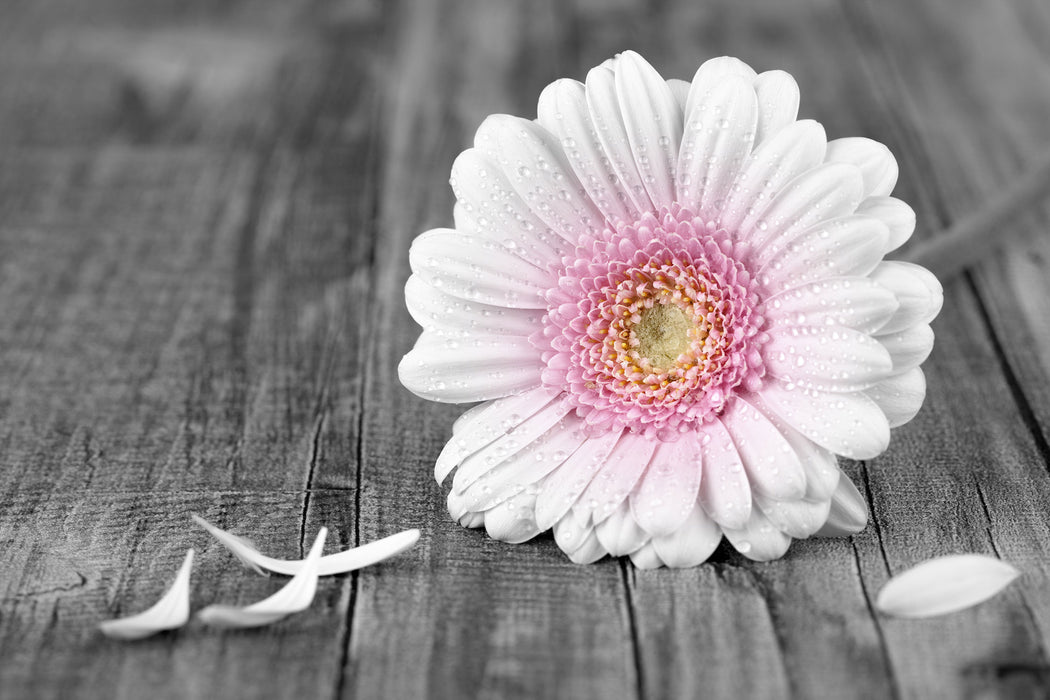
xmin=634 ymin=303 xmax=696 ymax=372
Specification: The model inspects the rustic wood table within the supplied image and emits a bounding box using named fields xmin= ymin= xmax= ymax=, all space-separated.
xmin=3 ymin=1 xmax=1050 ymax=698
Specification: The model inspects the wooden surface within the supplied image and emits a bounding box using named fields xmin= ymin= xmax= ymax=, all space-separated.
xmin=2 ymin=1 xmax=1050 ymax=698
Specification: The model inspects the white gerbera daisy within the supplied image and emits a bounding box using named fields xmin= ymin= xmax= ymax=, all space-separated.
xmin=399 ymin=52 xmax=942 ymax=568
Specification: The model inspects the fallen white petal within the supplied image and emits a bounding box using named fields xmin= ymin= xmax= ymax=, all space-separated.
xmin=192 ymin=515 xmax=419 ymax=576
xmin=875 ymin=554 xmax=1020 ymax=618
xmin=99 ymin=549 xmax=194 ymax=640
xmin=198 ymin=528 xmax=327 ymax=628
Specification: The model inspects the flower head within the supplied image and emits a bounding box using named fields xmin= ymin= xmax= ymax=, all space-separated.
xmin=399 ymin=52 xmax=942 ymax=567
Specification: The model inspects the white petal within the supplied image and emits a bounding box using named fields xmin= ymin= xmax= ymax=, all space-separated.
xmin=650 ymin=504 xmax=723 ymax=568
xmin=192 ymin=516 xmax=419 ymax=576
xmin=473 ymin=115 xmax=605 ymax=242
xmin=455 ymin=413 xmax=590 ymax=512
xmin=615 ymin=51 xmax=682 ymax=207
xmin=451 ymin=397 xmax=574 ymax=491
xmin=755 ymin=216 xmax=889 ymax=290
xmin=537 ymin=79 xmax=637 ymax=223
xmin=721 ymin=398 xmax=806 ymax=500
xmin=755 ymin=495 xmax=831 ymax=539
xmin=864 ymin=367 xmax=927 ymax=428
xmin=722 ymin=507 xmax=792 ymax=561
xmin=586 ymin=64 xmax=655 ymax=214
xmin=629 ymin=434 xmax=703 ymax=537
xmin=697 ymin=419 xmax=753 ymax=529
xmin=724 ymin=120 xmax=827 ymax=236
xmin=763 ymin=277 xmax=899 ymax=335
xmin=450 ymin=150 xmax=571 ymax=264
xmin=629 ymin=542 xmax=666 ymax=569
xmin=868 ymin=262 xmax=944 ymax=335
xmin=534 ymin=428 xmax=623 ymax=531
xmin=405 ymin=275 xmax=544 ymax=339
xmin=399 ymin=331 xmax=543 ymax=403
xmin=760 ymin=383 xmax=890 ymax=460
xmin=876 ymin=324 xmax=935 ymax=374
xmin=748 ymin=396 xmax=842 ymax=501
xmin=677 ymin=76 xmax=757 ymax=217
xmin=483 ymin=491 xmax=542 ymax=544
xmin=876 ymin=555 xmax=1020 ymax=618
xmin=198 ymin=528 xmax=327 ymax=628
xmin=825 ymin=137 xmax=898 ymax=197
xmin=553 ymin=508 xmax=606 ymax=563
xmin=666 ymin=79 xmax=690 ymax=112
xmin=746 ymin=162 xmax=865 ymax=252
xmin=409 ymin=228 xmax=548 ymax=308
xmin=574 ymin=431 xmax=656 ymax=526
xmin=683 ymin=56 xmax=757 ymax=118
xmin=436 ymin=387 xmax=560 ymax=483
xmin=855 ymin=196 xmax=915 ymax=253
xmin=594 ymin=500 xmax=650 ymax=556
xmin=816 ymin=474 xmax=869 ymax=536
xmin=763 ymin=324 xmax=893 ymax=393
xmin=98 ymin=549 xmax=194 ymax=640
xmin=753 ymin=70 xmax=800 ymax=144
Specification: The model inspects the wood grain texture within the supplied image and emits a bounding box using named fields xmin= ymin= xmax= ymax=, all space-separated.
xmin=1 ymin=0 xmax=1050 ymax=699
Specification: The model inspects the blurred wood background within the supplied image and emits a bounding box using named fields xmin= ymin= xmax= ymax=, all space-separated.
xmin=2 ymin=0 xmax=1050 ymax=698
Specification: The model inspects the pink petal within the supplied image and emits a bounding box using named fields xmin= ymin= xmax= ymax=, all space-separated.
xmin=573 ymin=431 xmax=656 ymax=526
xmin=721 ymin=398 xmax=807 ymax=501
xmin=536 ymin=79 xmax=637 ymax=223
xmin=876 ymin=555 xmax=1020 ymax=618
xmin=629 ymin=434 xmax=704 ymax=537
xmin=534 ymin=428 xmax=623 ymax=531
xmin=825 ymin=137 xmax=899 ymax=197
xmin=615 ymin=51 xmax=682 ymax=208
xmin=697 ymin=419 xmax=753 ymax=529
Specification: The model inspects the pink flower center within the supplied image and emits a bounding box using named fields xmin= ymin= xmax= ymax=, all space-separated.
xmin=537 ymin=206 xmax=768 ymax=440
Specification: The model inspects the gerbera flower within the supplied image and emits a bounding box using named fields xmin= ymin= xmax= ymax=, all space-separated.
xmin=399 ymin=52 xmax=942 ymax=567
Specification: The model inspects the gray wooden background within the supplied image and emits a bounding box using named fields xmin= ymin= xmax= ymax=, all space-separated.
xmin=2 ymin=0 xmax=1050 ymax=698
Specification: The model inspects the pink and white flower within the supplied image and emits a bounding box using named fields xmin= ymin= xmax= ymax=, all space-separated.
xmin=399 ymin=52 xmax=942 ymax=567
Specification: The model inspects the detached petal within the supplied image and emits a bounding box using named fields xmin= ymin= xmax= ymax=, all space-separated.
xmin=198 ymin=528 xmax=327 ymax=629
xmin=876 ymin=555 xmax=1020 ymax=618
xmin=99 ymin=549 xmax=194 ymax=640
xmin=192 ymin=516 xmax=418 ymax=576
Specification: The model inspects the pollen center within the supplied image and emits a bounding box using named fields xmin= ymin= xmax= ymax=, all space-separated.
xmin=634 ymin=303 xmax=695 ymax=371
